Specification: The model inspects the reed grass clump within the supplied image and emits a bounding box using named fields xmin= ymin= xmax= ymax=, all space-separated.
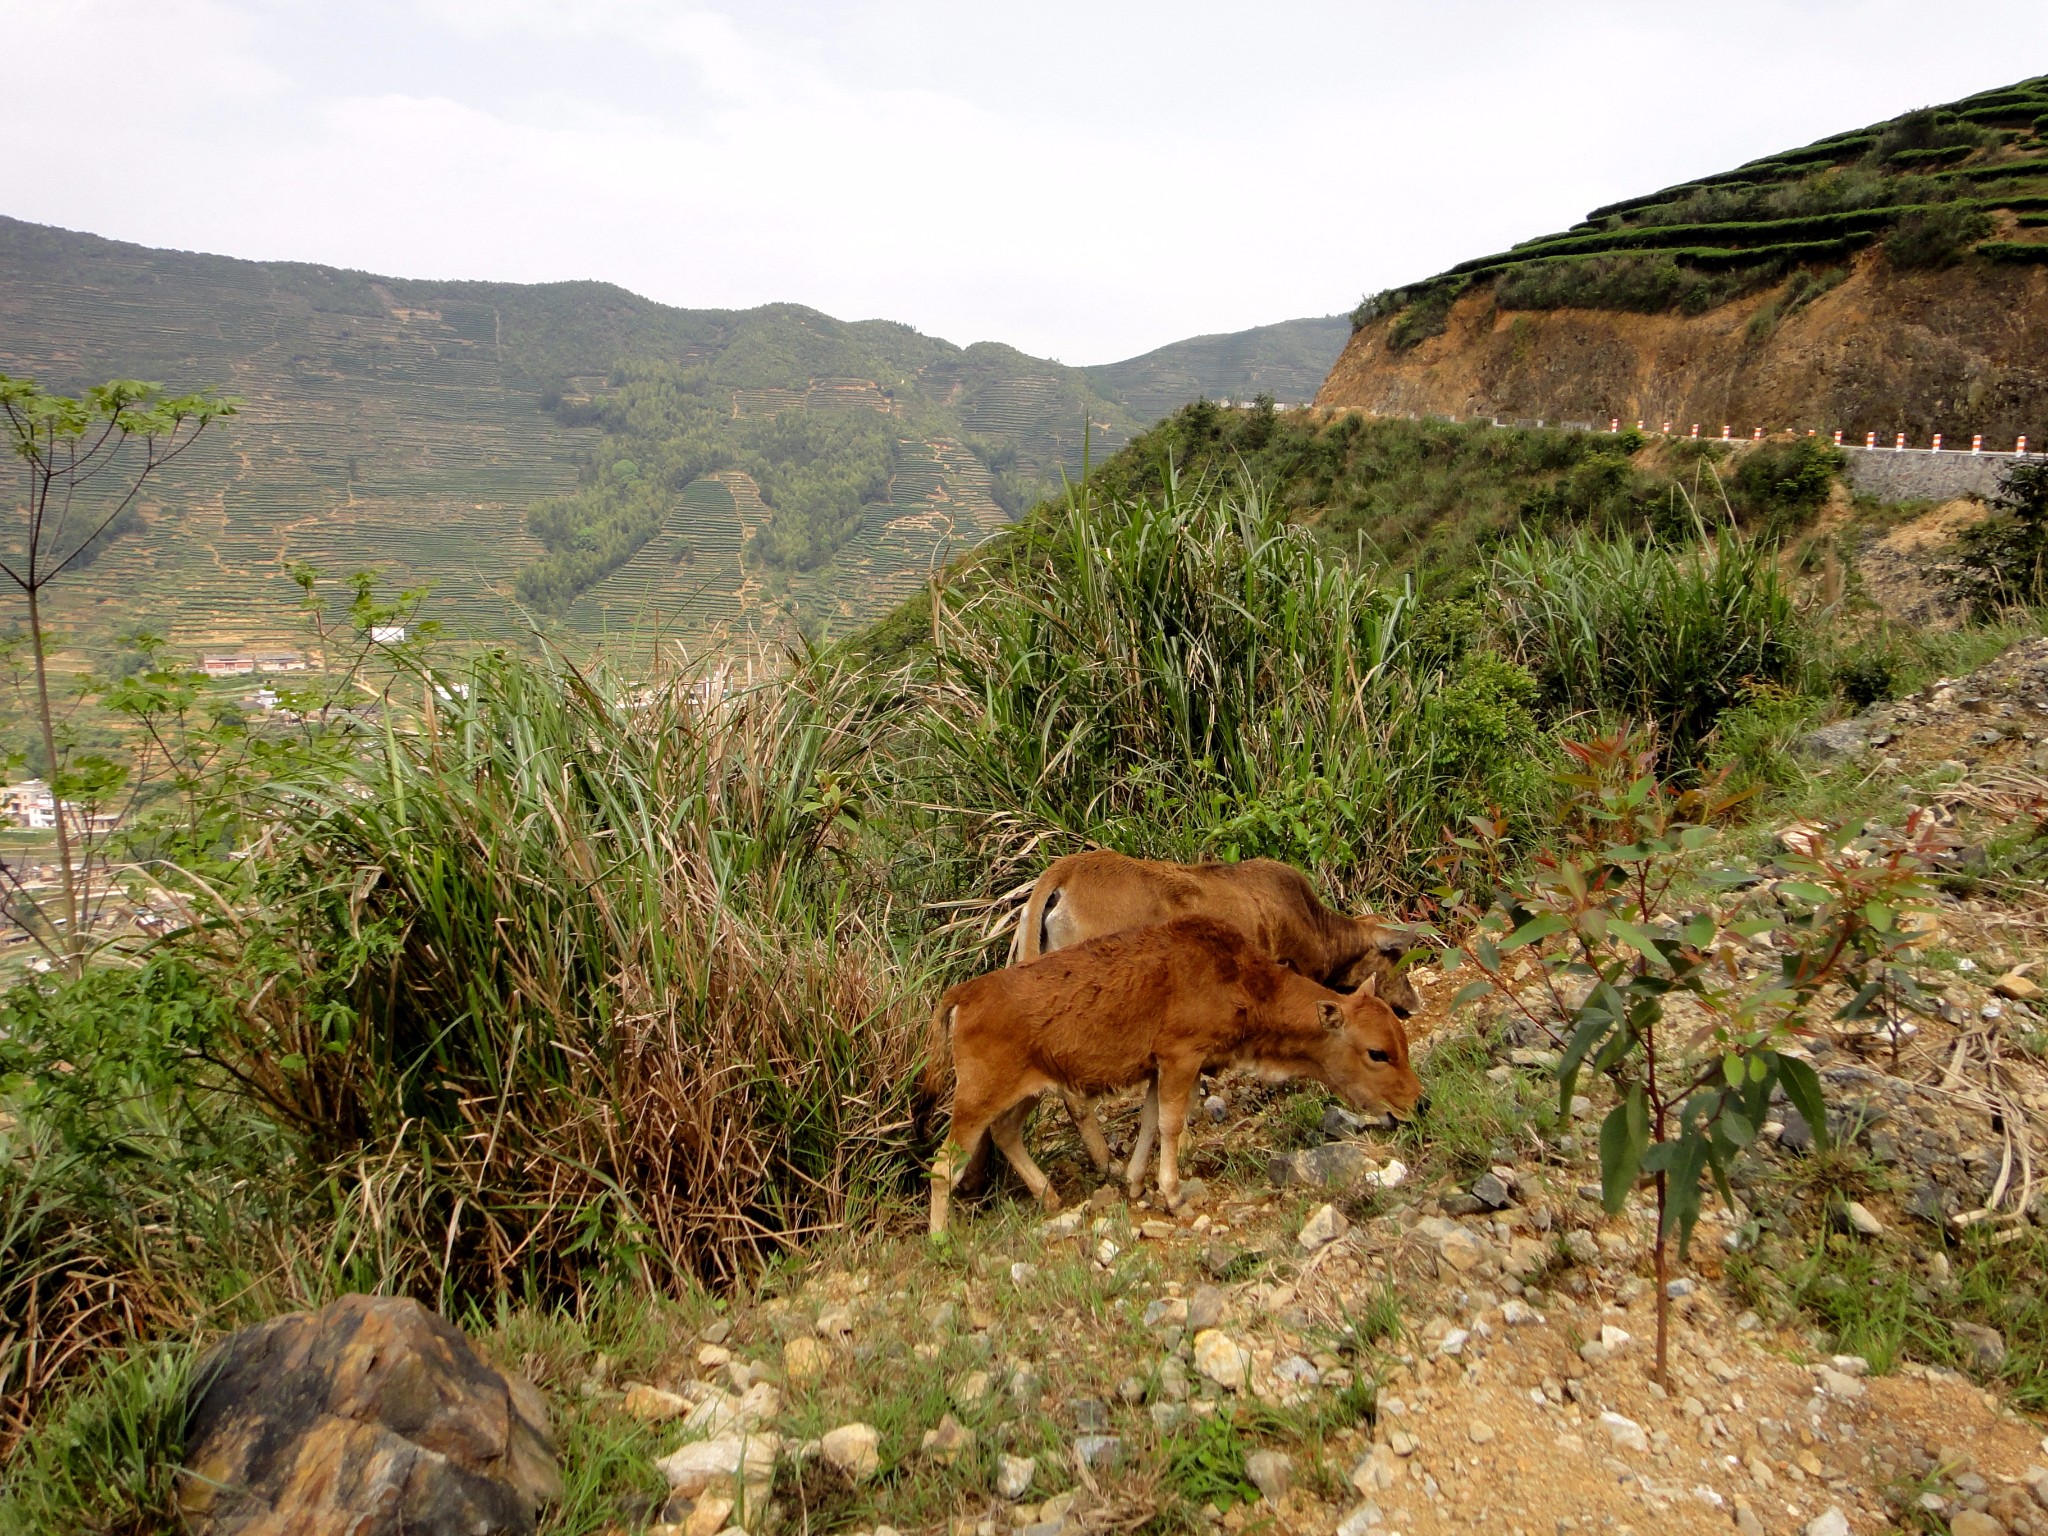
xmin=207 ymin=648 xmax=942 ymax=1301
xmin=911 ymin=473 xmax=1548 ymax=906
xmin=1492 ymin=525 xmax=1804 ymax=760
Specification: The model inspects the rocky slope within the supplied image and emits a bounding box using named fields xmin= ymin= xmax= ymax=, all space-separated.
xmin=1319 ymin=249 xmax=2048 ymax=444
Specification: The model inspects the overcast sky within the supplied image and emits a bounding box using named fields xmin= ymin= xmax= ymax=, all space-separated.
xmin=6 ymin=2 xmax=2041 ymax=364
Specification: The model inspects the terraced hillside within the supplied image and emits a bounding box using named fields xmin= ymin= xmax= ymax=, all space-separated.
xmin=1321 ymin=75 xmax=2048 ymax=439
xmin=0 ymin=217 xmax=1141 ymax=657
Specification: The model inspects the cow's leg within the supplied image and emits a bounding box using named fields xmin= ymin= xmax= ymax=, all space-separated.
xmin=932 ymin=1100 xmax=1002 ymax=1235
xmin=1062 ymin=1090 xmax=1117 ymax=1176
xmin=1153 ymin=1068 xmax=1199 ymax=1211
xmin=988 ymin=1100 xmax=1060 ymax=1211
xmin=1125 ymin=1081 xmax=1159 ymax=1201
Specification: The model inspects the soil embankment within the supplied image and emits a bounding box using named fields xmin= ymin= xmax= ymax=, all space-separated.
xmin=1317 ymin=252 xmax=2048 ymax=445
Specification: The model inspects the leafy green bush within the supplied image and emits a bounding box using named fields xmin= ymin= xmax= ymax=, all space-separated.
xmin=1492 ymin=526 xmax=1804 ymax=762
xmin=1731 ymin=436 xmax=1845 ymax=533
xmin=1386 ymin=283 xmax=1462 ymax=351
xmin=1883 ymin=204 xmax=1995 ymax=268
xmin=1952 ymin=461 xmax=2048 ymax=614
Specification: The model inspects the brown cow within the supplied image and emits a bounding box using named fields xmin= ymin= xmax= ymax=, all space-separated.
xmin=927 ymin=916 xmax=1424 ymax=1234
xmin=998 ymin=851 xmax=1423 ymax=1178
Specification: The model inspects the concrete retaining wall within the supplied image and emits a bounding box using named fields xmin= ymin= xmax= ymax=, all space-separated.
xmin=1840 ymin=447 xmax=2029 ymax=502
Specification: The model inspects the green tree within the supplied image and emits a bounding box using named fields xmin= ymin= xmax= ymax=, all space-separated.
xmin=0 ymin=375 xmax=235 ymax=967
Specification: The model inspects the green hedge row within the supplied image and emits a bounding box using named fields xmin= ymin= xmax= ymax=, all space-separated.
xmin=1976 ymin=240 xmax=2048 ymax=264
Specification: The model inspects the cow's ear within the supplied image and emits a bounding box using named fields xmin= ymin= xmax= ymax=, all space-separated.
xmin=1375 ymin=928 xmax=1410 ymax=956
xmin=1318 ymin=1000 xmax=1344 ymax=1032
xmin=1358 ymin=973 xmax=1380 ymax=998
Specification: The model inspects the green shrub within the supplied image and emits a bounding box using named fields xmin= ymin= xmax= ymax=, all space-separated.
xmin=1883 ymin=204 xmax=1995 ymax=267
xmin=1492 ymin=527 xmax=1804 ymax=762
xmin=1732 ymin=436 xmax=1845 ymax=533
xmin=1386 ymin=284 xmax=1462 ymax=351
xmin=1952 ymin=461 xmax=2048 ymax=614
xmin=1833 ymin=647 xmax=1900 ymax=708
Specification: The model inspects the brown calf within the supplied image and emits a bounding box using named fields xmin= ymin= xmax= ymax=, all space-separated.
xmin=1000 ymin=850 xmax=1422 ymax=1178
xmin=928 ymin=917 xmax=1423 ymax=1233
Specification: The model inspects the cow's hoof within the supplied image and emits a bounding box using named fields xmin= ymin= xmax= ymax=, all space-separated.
xmin=1039 ymin=1188 xmax=1062 ymax=1213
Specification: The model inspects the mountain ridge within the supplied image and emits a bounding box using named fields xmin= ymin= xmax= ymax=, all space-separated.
xmin=0 ymin=215 xmax=1337 ymax=656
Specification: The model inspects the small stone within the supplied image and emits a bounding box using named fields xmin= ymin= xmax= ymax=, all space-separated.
xmin=1467 ymin=1420 xmax=1497 ymax=1444
xmin=1563 ymin=1230 xmax=1600 ymax=1266
xmin=1817 ymin=1366 xmax=1865 ymax=1399
xmin=1386 ymin=1430 xmax=1419 ymax=1456
xmin=1139 ymin=1220 xmax=1175 ymax=1241
xmin=1294 ymin=1143 xmax=1372 ymax=1189
xmin=1299 ymin=1202 xmax=1349 ymax=1249
xmin=1350 ymin=1444 xmax=1402 ymax=1493
xmin=1438 ymin=1327 xmax=1471 ymax=1358
xmin=1150 ymin=1401 xmax=1190 ymax=1432
xmin=1187 ymin=1284 xmax=1227 ymax=1330
xmin=701 ymin=1318 xmax=732 ymax=1346
xmin=656 ymin=1433 xmax=777 ymax=1498
xmin=996 ymin=1454 xmax=1037 ymax=1500
xmin=1955 ymin=1321 xmax=2008 ymax=1373
xmin=1273 ymin=1355 xmax=1319 ymax=1389
xmin=1366 ymin=1159 xmax=1407 ymax=1189
xmin=1335 ymin=1502 xmax=1385 ymax=1536
xmin=1665 ymin=1278 xmax=1695 ymax=1299
xmin=814 ymin=1305 xmax=853 ymax=1338
xmin=1205 ymin=1094 xmax=1229 ymax=1123
xmin=1040 ymin=1210 xmax=1085 ymax=1240
xmin=1500 ymin=1298 xmax=1541 ymax=1326
xmin=1073 ymin=1434 xmax=1123 ymax=1470
xmin=1072 ymin=1398 xmax=1111 ymax=1432
xmin=1157 ymin=1356 xmax=1190 ymax=1403
xmin=1600 ymin=1325 xmax=1631 ymax=1351
xmin=625 ymin=1384 xmax=691 ymax=1421
xmin=1010 ymin=1370 xmax=1043 ymax=1412
xmin=1095 ymin=1239 xmax=1120 ymax=1266
xmin=783 ymin=1337 xmax=829 ymax=1386
xmin=1321 ymin=1104 xmax=1368 ymax=1137
xmin=1804 ymin=1509 xmax=1850 ymax=1536
xmin=1600 ymin=1411 xmax=1649 ymax=1453
xmin=1436 ymin=1228 xmax=1485 ymax=1272
xmin=1994 ymin=969 xmax=2043 ymax=1002
xmin=698 ymin=1344 xmax=733 ymax=1369
xmin=1570 ymin=1094 xmax=1596 ymax=1120
xmin=1830 ymin=1354 xmax=1870 ymax=1377
xmin=1843 ymin=1201 xmax=1884 ymax=1237
xmin=1950 ymin=1513 xmax=2008 ymax=1536
xmin=1011 ymin=1262 xmax=1040 ymax=1286
xmin=1244 ymin=1449 xmax=1293 ymax=1502
xmin=1145 ymin=1297 xmax=1190 ymax=1329
xmin=820 ymin=1422 xmax=880 ymax=1481
xmin=953 ymin=1371 xmax=993 ymax=1411
xmin=683 ymin=1494 xmax=734 ymax=1536
xmin=922 ymin=1414 xmax=974 ymax=1464
xmin=1193 ymin=1329 xmax=1251 ymax=1390
xmin=1472 ymin=1172 xmax=1514 ymax=1209
xmin=1733 ymin=1497 xmax=1766 ymax=1536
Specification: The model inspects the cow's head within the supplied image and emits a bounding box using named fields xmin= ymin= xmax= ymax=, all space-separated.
xmin=1327 ymin=918 xmax=1423 ymax=1018
xmin=1316 ymin=982 xmax=1425 ymax=1120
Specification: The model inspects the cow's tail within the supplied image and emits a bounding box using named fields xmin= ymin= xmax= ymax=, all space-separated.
xmin=917 ymin=992 xmax=959 ymax=1104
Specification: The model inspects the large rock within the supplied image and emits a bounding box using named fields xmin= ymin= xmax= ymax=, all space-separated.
xmin=179 ymin=1293 xmax=560 ymax=1536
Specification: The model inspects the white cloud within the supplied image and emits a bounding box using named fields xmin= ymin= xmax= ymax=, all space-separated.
xmin=2 ymin=1 xmax=2040 ymax=361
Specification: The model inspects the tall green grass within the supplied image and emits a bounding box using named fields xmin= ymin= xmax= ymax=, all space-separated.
xmin=211 ymin=647 xmax=943 ymax=1302
xmin=1493 ymin=525 xmax=1805 ymax=761
xmin=910 ymin=472 xmax=1548 ymax=905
